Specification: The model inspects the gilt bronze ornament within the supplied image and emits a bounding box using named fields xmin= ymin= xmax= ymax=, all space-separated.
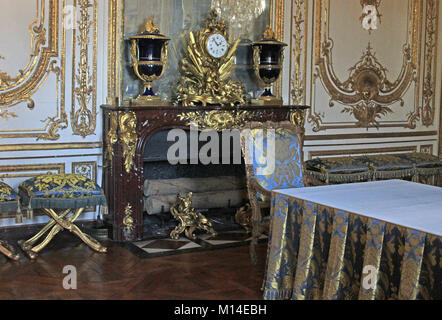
xmin=128 ymin=17 xmax=170 ymax=105
xmin=170 ymin=192 xmax=217 ymax=240
xmin=252 ymin=26 xmax=287 ymax=105
xmin=175 ymin=10 xmax=245 ymax=106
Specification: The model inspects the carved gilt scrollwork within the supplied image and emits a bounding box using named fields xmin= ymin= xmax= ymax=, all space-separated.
xmin=71 ymin=0 xmax=98 ymax=138
xmin=421 ymin=0 xmax=438 ymax=127
xmin=105 ymin=111 xmax=118 ymax=168
xmin=0 ymin=0 xmax=68 ymax=140
xmin=178 ymin=110 xmax=256 ymax=131
xmin=310 ymin=0 xmax=421 ymax=131
xmin=123 ymin=203 xmax=135 ymax=236
xmin=290 ymin=0 xmax=306 ymax=105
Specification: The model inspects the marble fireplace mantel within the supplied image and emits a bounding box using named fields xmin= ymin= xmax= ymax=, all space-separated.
xmin=101 ymin=104 xmax=309 ymax=241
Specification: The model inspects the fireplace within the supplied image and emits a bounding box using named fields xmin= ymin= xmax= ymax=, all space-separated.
xmin=141 ymin=129 xmax=248 ymax=239
xmin=101 ymin=104 xmax=308 ymax=241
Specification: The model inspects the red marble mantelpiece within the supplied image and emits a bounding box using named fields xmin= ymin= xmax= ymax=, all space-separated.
xmin=101 ymin=104 xmax=309 ymax=241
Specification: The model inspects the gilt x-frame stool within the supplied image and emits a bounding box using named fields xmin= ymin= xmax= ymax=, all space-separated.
xmin=0 ymin=181 xmax=20 ymax=260
xmin=17 ymin=174 xmax=108 ymax=259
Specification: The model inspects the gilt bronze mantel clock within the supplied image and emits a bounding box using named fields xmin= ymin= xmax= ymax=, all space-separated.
xmin=175 ymin=10 xmax=245 ymax=106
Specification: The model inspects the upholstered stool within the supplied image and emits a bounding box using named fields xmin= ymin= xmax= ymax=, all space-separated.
xmin=17 ymin=174 xmax=108 ymax=259
xmin=304 ymin=152 xmax=442 ymax=186
xmin=0 ymin=182 xmax=21 ymax=260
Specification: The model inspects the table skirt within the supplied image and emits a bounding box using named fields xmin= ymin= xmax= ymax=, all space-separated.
xmin=263 ymin=192 xmax=441 ymax=300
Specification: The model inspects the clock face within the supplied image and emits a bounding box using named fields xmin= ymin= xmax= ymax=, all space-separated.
xmin=206 ymin=33 xmax=228 ymax=58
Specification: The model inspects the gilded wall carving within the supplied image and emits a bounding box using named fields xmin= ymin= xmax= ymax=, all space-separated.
xmin=71 ymin=0 xmax=98 ymax=138
xmin=290 ymin=0 xmax=307 ymax=106
xmin=309 ymin=0 xmax=422 ymax=131
xmin=72 ymin=161 xmax=97 ymax=181
xmin=0 ymin=0 xmax=99 ymax=141
xmin=0 ymin=0 xmax=68 ymax=140
xmin=421 ymin=0 xmax=439 ymax=127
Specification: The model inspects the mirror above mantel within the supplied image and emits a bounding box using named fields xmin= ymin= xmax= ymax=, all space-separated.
xmin=117 ymin=0 xmax=276 ymax=104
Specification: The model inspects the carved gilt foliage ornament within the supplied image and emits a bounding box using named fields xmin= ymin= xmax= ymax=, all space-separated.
xmin=311 ymin=0 xmax=420 ymax=131
xmin=71 ymin=0 xmax=98 ymax=138
xmin=421 ymin=0 xmax=439 ymax=127
xmin=178 ymin=110 xmax=255 ymax=131
xmin=123 ymin=203 xmax=134 ymax=236
xmin=119 ymin=111 xmax=138 ymax=174
xmin=290 ymin=0 xmax=306 ymax=106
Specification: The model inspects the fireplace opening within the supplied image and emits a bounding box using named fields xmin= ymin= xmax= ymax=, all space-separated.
xmin=142 ymin=129 xmax=249 ymax=239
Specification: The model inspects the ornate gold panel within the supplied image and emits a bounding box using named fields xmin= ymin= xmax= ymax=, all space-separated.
xmin=307 ymin=146 xmax=417 ymax=160
xmin=0 ymin=163 xmax=65 ymax=179
xmin=421 ymin=0 xmax=439 ymax=127
xmin=0 ymin=0 xmax=68 ymax=140
xmin=178 ymin=110 xmax=256 ymax=131
xmin=309 ymin=0 xmax=423 ymax=131
xmin=290 ymin=0 xmax=308 ymax=105
xmin=71 ymin=0 xmax=98 ymax=138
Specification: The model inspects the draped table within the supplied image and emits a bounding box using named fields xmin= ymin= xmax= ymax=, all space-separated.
xmin=264 ymin=180 xmax=442 ymax=300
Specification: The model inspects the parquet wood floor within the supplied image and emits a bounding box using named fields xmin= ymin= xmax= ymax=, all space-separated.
xmin=0 ymin=230 xmax=267 ymax=300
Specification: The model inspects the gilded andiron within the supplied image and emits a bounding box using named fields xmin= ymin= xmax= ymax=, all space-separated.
xmin=234 ymin=203 xmax=252 ymax=234
xmin=170 ymin=192 xmax=217 ymax=240
xmin=252 ymin=25 xmax=287 ymax=105
xmin=128 ymin=16 xmax=170 ymax=105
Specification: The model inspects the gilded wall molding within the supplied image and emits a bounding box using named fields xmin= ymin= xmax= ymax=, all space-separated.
xmin=107 ymin=0 xmax=123 ymax=101
xmin=272 ymin=0 xmax=284 ymax=99
xmin=290 ymin=0 xmax=308 ymax=105
xmin=0 ymin=163 xmax=65 ymax=179
xmin=421 ymin=0 xmax=439 ymax=127
xmin=0 ymin=142 xmax=102 ymax=152
xmin=307 ymin=146 xmax=417 ymax=160
xmin=309 ymin=0 xmax=422 ymax=131
xmin=71 ymin=0 xmax=98 ymax=138
xmin=304 ymin=130 xmax=438 ymax=141
xmin=0 ymin=0 xmax=68 ymax=140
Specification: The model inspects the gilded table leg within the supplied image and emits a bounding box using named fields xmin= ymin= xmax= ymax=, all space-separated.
xmin=0 ymin=240 xmax=19 ymax=261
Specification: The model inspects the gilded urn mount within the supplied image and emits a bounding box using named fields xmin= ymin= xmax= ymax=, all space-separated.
xmin=129 ymin=17 xmax=170 ymax=105
xmin=252 ymin=26 xmax=287 ymax=105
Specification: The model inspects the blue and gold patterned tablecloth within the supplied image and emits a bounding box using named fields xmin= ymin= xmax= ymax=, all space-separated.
xmin=263 ymin=180 xmax=442 ymax=300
